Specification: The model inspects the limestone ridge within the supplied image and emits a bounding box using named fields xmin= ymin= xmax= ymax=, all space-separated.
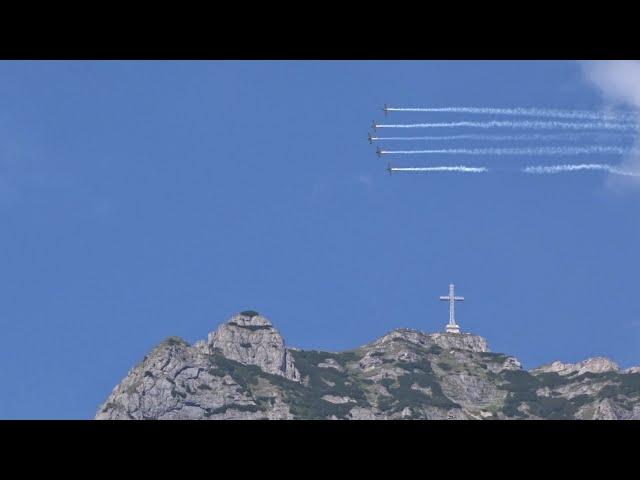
xmin=96 ymin=312 xmax=640 ymax=420
xmin=203 ymin=312 xmax=300 ymax=382
xmin=369 ymin=329 xmax=489 ymax=353
xmin=530 ymin=357 xmax=620 ymax=376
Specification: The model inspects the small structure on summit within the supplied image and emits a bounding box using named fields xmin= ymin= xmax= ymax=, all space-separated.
xmin=439 ymin=283 xmax=464 ymax=334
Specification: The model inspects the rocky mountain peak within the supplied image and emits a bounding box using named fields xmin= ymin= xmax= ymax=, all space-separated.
xmin=96 ymin=313 xmax=640 ymax=420
xmin=532 ymin=356 xmax=620 ymax=376
xmin=205 ymin=311 xmax=300 ymax=382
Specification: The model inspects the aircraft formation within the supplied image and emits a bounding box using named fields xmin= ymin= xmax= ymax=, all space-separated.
xmin=368 ymin=104 xmax=640 ymax=178
xmin=372 ymin=104 xmax=394 ymax=175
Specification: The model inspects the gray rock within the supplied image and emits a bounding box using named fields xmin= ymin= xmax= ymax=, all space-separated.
xmin=206 ymin=313 xmax=300 ymax=382
xmin=439 ymin=372 xmax=507 ymax=409
xmin=428 ymin=332 xmax=489 ymax=352
xmin=532 ymin=357 xmax=620 ymax=376
xmin=322 ymin=395 xmax=355 ymax=404
xmin=318 ymin=358 xmax=345 ymax=372
xmin=96 ymin=338 xmax=273 ymax=420
xmin=347 ymin=406 xmax=378 ymax=420
xmin=368 ymin=328 xmax=488 ymax=353
xmin=370 ymin=328 xmax=433 ymax=349
xmin=485 ymin=355 xmax=523 ymax=374
xmin=501 ymin=356 xmax=523 ymax=371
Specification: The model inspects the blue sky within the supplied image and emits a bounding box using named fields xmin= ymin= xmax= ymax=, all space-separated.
xmin=1 ymin=61 xmax=639 ymax=419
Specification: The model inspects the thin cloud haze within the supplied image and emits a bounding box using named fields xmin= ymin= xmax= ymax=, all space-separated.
xmin=582 ymin=61 xmax=640 ymax=186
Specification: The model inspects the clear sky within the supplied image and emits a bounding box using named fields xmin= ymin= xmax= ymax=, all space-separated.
xmin=1 ymin=60 xmax=639 ymax=419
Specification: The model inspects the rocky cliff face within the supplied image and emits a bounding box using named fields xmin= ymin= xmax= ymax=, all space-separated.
xmin=204 ymin=312 xmax=300 ymax=381
xmin=96 ymin=312 xmax=640 ymax=420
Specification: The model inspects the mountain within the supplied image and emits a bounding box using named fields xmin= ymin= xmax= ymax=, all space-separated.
xmin=96 ymin=311 xmax=640 ymax=420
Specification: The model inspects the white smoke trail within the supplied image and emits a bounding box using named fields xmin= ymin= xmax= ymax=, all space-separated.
xmin=523 ymin=164 xmax=640 ymax=177
xmin=380 ymin=146 xmax=631 ymax=156
xmin=380 ymin=145 xmax=631 ymax=156
xmin=371 ymin=133 xmax=636 ymax=142
xmin=390 ymin=166 xmax=488 ymax=173
xmin=376 ymin=121 xmax=638 ymax=131
xmin=386 ymin=106 xmax=639 ymax=122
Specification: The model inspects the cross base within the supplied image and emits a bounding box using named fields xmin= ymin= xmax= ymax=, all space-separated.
xmin=446 ymin=323 xmax=461 ymax=334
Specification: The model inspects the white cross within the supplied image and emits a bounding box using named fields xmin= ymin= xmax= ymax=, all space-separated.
xmin=439 ymin=283 xmax=464 ymax=334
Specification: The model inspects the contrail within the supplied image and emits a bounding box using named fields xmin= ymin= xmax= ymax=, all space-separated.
xmin=370 ymin=133 xmax=637 ymax=142
xmin=390 ymin=166 xmax=488 ymax=173
xmin=386 ymin=107 xmax=639 ymax=122
xmin=376 ymin=121 xmax=638 ymax=131
xmin=380 ymin=146 xmax=631 ymax=156
xmin=523 ymin=164 xmax=640 ymax=177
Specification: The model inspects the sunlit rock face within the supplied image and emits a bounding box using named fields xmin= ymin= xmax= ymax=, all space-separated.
xmin=206 ymin=313 xmax=300 ymax=382
xmin=531 ymin=357 xmax=620 ymax=376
